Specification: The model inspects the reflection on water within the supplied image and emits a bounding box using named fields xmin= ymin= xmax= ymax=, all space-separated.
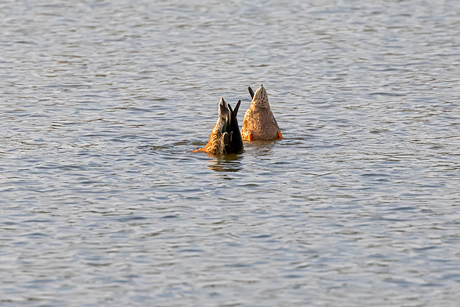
xmin=244 ymin=140 xmax=278 ymax=157
xmin=207 ymin=154 xmax=242 ymax=173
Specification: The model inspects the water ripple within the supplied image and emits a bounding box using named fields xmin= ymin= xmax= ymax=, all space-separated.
xmin=1 ymin=0 xmax=460 ymax=306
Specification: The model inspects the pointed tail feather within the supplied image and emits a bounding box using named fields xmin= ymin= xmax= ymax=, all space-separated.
xmin=234 ymin=100 xmax=241 ymax=115
xmin=248 ymin=87 xmax=254 ymax=99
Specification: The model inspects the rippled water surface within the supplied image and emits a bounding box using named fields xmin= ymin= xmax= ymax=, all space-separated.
xmin=1 ymin=0 xmax=460 ymax=306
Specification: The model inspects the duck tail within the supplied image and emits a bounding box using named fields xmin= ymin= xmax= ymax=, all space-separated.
xmin=248 ymin=87 xmax=254 ymax=99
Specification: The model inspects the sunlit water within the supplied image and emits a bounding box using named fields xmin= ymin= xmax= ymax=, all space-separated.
xmin=1 ymin=0 xmax=460 ymax=306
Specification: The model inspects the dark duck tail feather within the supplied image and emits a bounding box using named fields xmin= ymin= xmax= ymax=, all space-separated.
xmin=220 ymin=98 xmax=244 ymax=154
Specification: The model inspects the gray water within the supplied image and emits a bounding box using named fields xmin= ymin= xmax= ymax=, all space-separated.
xmin=1 ymin=0 xmax=460 ymax=306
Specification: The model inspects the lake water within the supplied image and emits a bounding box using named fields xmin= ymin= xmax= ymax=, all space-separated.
xmin=1 ymin=0 xmax=460 ymax=306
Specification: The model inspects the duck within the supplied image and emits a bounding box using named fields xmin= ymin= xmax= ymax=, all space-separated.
xmin=241 ymin=84 xmax=282 ymax=141
xmin=194 ymin=97 xmax=244 ymax=155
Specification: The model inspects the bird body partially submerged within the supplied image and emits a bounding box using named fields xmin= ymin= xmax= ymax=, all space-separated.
xmin=241 ymin=85 xmax=282 ymax=141
xmin=195 ymin=98 xmax=243 ymax=155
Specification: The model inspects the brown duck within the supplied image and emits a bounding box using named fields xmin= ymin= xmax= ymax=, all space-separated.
xmin=241 ymin=84 xmax=282 ymax=141
xmin=194 ymin=97 xmax=244 ymax=155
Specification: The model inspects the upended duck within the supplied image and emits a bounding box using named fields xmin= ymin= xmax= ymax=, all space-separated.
xmin=241 ymin=84 xmax=282 ymax=141
xmin=194 ymin=97 xmax=244 ymax=155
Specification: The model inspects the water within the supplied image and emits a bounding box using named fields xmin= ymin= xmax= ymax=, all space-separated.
xmin=1 ymin=0 xmax=460 ymax=306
